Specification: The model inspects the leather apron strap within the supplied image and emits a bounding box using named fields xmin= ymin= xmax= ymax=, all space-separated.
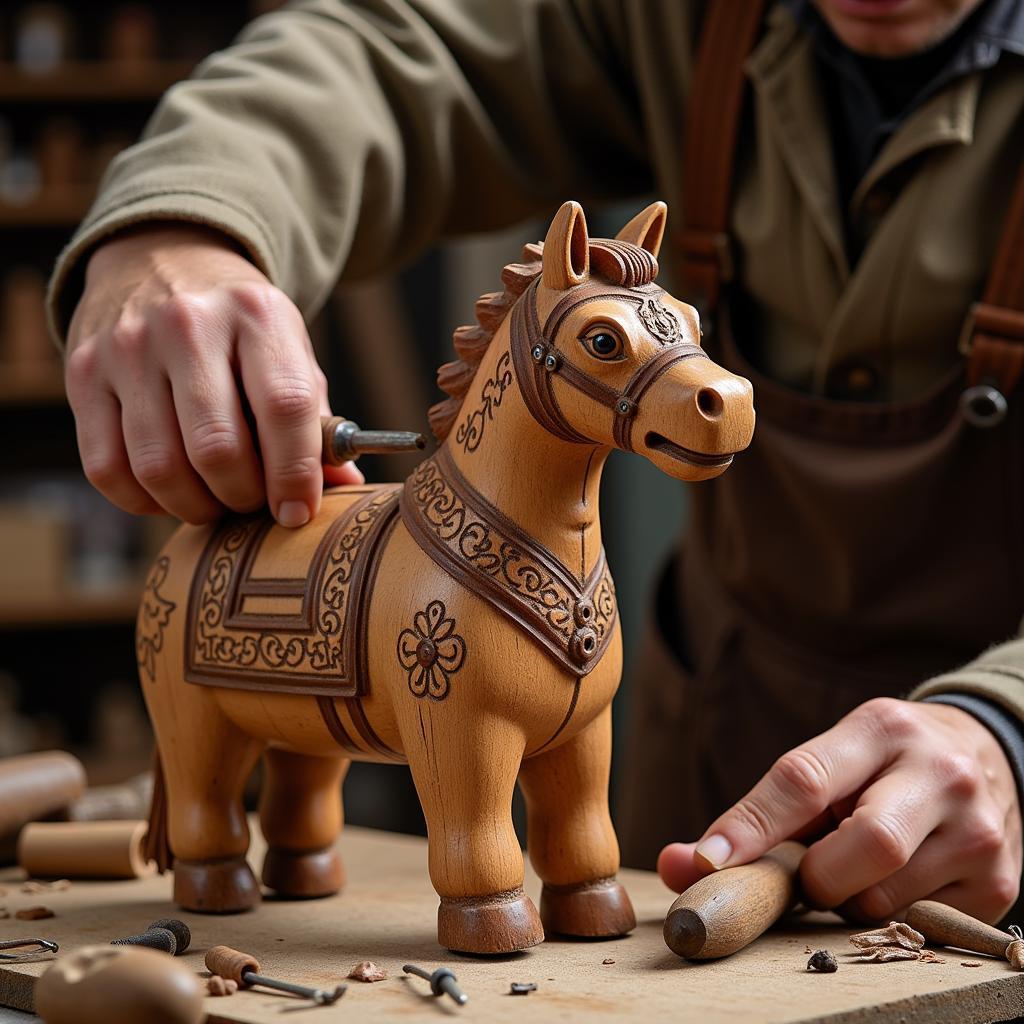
xmin=960 ymin=167 xmax=1024 ymax=425
xmin=678 ymin=0 xmax=766 ymax=315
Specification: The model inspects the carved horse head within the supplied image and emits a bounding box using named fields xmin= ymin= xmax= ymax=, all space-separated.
xmin=512 ymin=200 xmax=755 ymax=480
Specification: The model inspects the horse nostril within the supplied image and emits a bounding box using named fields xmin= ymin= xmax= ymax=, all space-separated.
xmin=696 ymin=387 xmax=724 ymax=419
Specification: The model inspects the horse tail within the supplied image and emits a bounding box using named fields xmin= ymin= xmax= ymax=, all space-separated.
xmin=143 ymin=751 xmax=172 ymax=873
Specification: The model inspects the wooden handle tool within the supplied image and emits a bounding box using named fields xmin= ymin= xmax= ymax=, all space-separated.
xmin=205 ymin=945 xmax=346 ymax=1004
xmin=664 ymin=841 xmax=806 ymax=959
xmin=905 ymin=900 xmax=1024 ymax=968
xmin=321 ymin=415 xmax=424 ymax=466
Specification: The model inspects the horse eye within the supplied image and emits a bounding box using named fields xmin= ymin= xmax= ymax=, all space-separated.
xmin=582 ymin=329 xmax=623 ymax=360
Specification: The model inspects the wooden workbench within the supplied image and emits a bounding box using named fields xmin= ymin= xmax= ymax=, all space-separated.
xmin=1 ymin=824 xmax=1021 ymax=1023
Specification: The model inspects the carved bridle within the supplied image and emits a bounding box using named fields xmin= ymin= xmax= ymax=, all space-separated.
xmin=509 ymin=277 xmax=708 ymax=450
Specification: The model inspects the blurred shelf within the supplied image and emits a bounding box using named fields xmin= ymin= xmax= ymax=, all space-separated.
xmin=0 ymin=586 xmax=141 ymax=629
xmin=0 ymin=366 xmax=66 ymax=405
xmin=0 ymin=61 xmax=194 ymax=101
xmin=0 ymin=187 xmax=95 ymax=226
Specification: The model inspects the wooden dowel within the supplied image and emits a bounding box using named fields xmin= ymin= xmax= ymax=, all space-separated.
xmin=18 ymin=820 xmax=154 ymax=879
xmin=905 ymin=900 xmax=1014 ymax=960
xmin=663 ymin=841 xmax=806 ymax=959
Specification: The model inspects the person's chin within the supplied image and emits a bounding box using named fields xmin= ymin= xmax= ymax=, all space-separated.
xmin=816 ymin=0 xmax=958 ymax=58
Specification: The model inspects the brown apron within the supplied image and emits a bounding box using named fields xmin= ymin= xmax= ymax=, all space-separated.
xmin=619 ymin=0 xmax=1024 ymax=869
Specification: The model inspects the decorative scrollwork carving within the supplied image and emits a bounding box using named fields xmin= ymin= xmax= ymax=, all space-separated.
xmin=455 ymin=350 xmax=513 ymax=453
xmin=137 ymin=555 xmax=177 ymax=683
xmin=400 ymin=452 xmax=617 ymax=674
xmin=397 ymin=600 xmax=466 ymax=701
xmin=638 ymin=298 xmax=681 ymax=343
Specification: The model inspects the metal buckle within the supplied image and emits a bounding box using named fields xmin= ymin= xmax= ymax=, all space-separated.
xmin=959 ymin=383 xmax=1008 ymax=429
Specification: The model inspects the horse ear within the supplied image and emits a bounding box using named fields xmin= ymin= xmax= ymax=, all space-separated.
xmin=542 ymin=201 xmax=590 ymax=290
xmin=616 ymin=201 xmax=667 ymax=258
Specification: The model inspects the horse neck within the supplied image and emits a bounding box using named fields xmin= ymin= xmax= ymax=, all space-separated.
xmin=443 ymin=322 xmax=609 ymax=582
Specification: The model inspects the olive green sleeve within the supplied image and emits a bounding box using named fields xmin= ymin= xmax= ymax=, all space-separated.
xmin=910 ymin=634 xmax=1024 ymax=724
xmin=46 ymin=0 xmax=657 ymax=343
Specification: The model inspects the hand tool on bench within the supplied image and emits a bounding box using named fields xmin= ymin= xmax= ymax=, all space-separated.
xmin=205 ymin=944 xmax=346 ymax=1004
xmin=664 ymin=841 xmax=806 ymax=959
xmin=906 ymin=900 xmax=1024 ymax=968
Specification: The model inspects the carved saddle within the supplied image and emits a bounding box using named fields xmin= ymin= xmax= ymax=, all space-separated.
xmin=185 ymin=485 xmax=400 ymax=696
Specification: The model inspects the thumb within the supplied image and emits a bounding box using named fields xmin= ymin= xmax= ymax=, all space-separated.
xmin=657 ymin=842 xmax=711 ymax=893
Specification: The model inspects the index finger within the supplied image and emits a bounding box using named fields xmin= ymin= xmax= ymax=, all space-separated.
xmin=693 ymin=704 xmax=899 ymax=871
xmin=237 ymin=306 xmax=324 ymax=528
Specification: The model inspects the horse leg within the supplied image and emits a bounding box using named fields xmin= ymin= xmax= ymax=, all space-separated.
xmin=518 ymin=705 xmax=636 ymax=937
xmin=401 ymin=709 xmax=544 ymax=954
xmin=259 ymin=747 xmax=348 ymax=898
xmin=151 ymin=683 xmax=265 ymax=913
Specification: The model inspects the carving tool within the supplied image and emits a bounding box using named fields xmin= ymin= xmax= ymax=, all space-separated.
xmin=0 ymin=938 xmax=58 ymax=961
xmin=321 ymin=415 xmax=425 ymax=466
xmin=663 ymin=841 xmax=806 ymax=959
xmin=905 ymin=900 xmax=1024 ymax=968
xmin=403 ymin=963 xmax=469 ymax=1005
xmin=205 ymin=945 xmax=346 ymax=1004
xmin=111 ymin=918 xmax=191 ymax=955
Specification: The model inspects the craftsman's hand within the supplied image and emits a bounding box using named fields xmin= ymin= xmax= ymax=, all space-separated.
xmin=658 ymin=698 xmax=1022 ymax=923
xmin=65 ymin=224 xmax=361 ymax=526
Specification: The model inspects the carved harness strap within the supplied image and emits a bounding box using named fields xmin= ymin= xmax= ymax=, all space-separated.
xmin=400 ymin=447 xmax=618 ymax=676
xmin=509 ymin=277 xmax=708 ymax=451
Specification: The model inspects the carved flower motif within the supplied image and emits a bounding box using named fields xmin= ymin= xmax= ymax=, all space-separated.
xmin=397 ymin=600 xmax=466 ymax=701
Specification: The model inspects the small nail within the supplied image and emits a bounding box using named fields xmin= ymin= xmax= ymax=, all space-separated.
xmin=277 ymin=500 xmax=310 ymax=528
xmin=694 ymin=834 xmax=733 ymax=870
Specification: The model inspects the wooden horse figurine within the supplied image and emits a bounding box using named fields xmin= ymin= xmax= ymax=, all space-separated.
xmin=137 ymin=200 xmax=755 ymax=954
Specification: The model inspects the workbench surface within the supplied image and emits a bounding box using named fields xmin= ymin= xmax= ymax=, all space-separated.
xmin=1 ymin=824 xmax=1021 ymax=1023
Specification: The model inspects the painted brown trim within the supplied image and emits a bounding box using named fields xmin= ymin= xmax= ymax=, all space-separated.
xmin=400 ymin=449 xmax=617 ymax=676
xmin=316 ymin=696 xmax=361 ymax=756
xmin=344 ymin=697 xmax=404 ymax=762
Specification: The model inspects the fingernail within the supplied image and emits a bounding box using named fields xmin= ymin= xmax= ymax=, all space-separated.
xmin=694 ymin=834 xmax=732 ymax=870
xmin=277 ymin=500 xmax=310 ymax=528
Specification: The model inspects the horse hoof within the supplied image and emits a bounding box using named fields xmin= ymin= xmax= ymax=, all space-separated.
xmin=261 ymin=846 xmax=345 ymax=899
xmin=173 ymin=856 xmax=261 ymax=913
xmin=437 ymin=887 xmax=545 ymax=954
xmin=540 ymin=877 xmax=636 ymax=938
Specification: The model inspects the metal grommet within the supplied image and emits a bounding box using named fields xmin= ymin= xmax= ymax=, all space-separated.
xmin=544 ymin=352 xmax=560 ymax=372
xmin=531 ymin=344 xmax=544 ymax=363
xmin=616 ymin=398 xmax=634 ymax=416
xmin=960 ymin=383 xmax=1008 ymax=428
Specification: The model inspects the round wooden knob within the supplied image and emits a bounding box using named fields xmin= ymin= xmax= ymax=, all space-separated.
xmin=34 ymin=944 xmax=203 ymax=1024
xmin=205 ymin=944 xmax=260 ymax=985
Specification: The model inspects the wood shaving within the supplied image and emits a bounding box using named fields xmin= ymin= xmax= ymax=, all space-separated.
xmin=207 ymin=976 xmax=238 ymax=996
xmin=961 ymin=961 xmax=982 ymax=968
xmin=15 ymin=906 xmax=54 ymax=920
xmin=803 ymin=945 xmax=812 ymax=954
xmin=20 ymin=879 xmax=70 ymax=894
xmin=348 ymin=961 xmax=387 ymax=982
xmin=918 ymin=951 xmax=946 ymax=964
xmin=858 ymin=946 xmax=921 ymax=962
xmin=850 ymin=922 xmax=924 ymax=953
xmin=601 ymin=958 xmax=615 ymax=965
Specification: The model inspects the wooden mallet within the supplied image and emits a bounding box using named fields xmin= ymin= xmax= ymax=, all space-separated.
xmin=664 ymin=841 xmax=806 ymax=959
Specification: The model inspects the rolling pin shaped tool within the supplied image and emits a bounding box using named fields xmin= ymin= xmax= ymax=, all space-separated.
xmin=205 ymin=945 xmax=346 ymax=1004
xmin=905 ymin=900 xmax=1024 ymax=968
xmin=321 ymin=415 xmax=425 ymax=466
xmin=664 ymin=841 xmax=806 ymax=959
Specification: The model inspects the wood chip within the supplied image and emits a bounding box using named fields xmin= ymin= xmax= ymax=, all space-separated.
xmin=859 ymin=946 xmax=921 ymax=962
xmin=850 ymin=922 xmax=924 ymax=953
xmin=207 ymin=976 xmax=238 ymax=996
xmin=348 ymin=961 xmax=387 ymax=982
xmin=510 ymin=982 xmax=537 ymax=995
xmin=807 ymin=950 xmax=838 ymax=973
xmin=601 ymin=958 xmax=615 ymax=965
xmin=0 ymin=909 xmax=8 ymax=919
xmin=15 ymin=906 xmax=54 ymax=920
xmin=918 ymin=951 xmax=946 ymax=964
xmin=20 ymin=879 xmax=70 ymax=894
xmin=961 ymin=961 xmax=982 ymax=968
xmin=803 ymin=945 xmax=812 ymax=954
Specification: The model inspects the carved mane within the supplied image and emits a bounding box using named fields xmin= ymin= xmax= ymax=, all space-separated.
xmin=429 ymin=237 xmax=659 ymax=442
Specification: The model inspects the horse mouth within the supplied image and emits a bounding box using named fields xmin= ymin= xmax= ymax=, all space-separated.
xmin=644 ymin=432 xmax=735 ymax=469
